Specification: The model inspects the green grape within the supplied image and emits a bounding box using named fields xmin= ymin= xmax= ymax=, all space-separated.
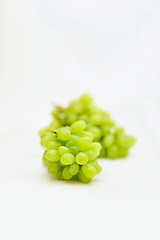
xmin=90 ymin=160 xmax=102 ymax=174
xmin=107 ymin=145 xmax=120 ymax=159
xmin=99 ymin=146 xmax=106 ymax=158
xmin=89 ymin=142 xmax=101 ymax=153
xmin=103 ymin=134 xmax=114 ymax=147
xmin=57 ymin=127 xmax=71 ymax=141
xmin=49 ymin=119 xmax=61 ymax=130
xmin=83 ymin=150 xmax=95 ymax=161
xmin=40 ymin=132 xmax=50 ymax=140
xmin=103 ymin=117 xmax=115 ymax=127
xmin=39 ymin=128 xmax=49 ymax=136
xmin=117 ymin=135 xmax=136 ymax=148
xmin=71 ymin=120 xmax=86 ymax=134
xmin=48 ymin=162 xmax=60 ymax=174
xmin=59 ymin=161 xmax=66 ymax=167
xmin=79 ymin=93 xmax=93 ymax=105
xmin=128 ymin=136 xmax=136 ymax=147
xmin=41 ymin=133 xmax=56 ymax=147
xmin=56 ymin=168 xmax=64 ymax=180
xmin=87 ymin=104 xmax=101 ymax=114
xmin=101 ymin=125 xmax=111 ymax=135
xmin=67 ymin=112 xmax=77 ymax=124
xmin=90 ymin=114 xmax=103 ymax=125
xmin=58 ymin=146 xmax=70 ymax=155
xmin=42 ymin=154 xmax=49 ymax=167
xmin=63 ymin=166 xmax=73 ymax=180
xmin=70 ymin=135 xmax=80 ymax=145
xmin=60 ymin=153 xmax=74 ymax=165
xmin=119 ymin=147 xmax=128 ymax=158
xmin=79 ymin=114 xmax=89 ymax=122
xmin=75 ymin=152 xmax=88 ymax=165
xmin=45 ymin=150 xmax=60 ymax=162
xmin=70 ymin=146 xmax=79 ymax=156
xmin=76 ymin=137 xmax=92 ymax=151
xmin=115 ymin=127 xmax=124 ymax=136
xmin=87 ymin=126 xmax=102 ymax=141
xmin=77 ymin=168 xmax=92 ymax=183
xmin=80 ymin=131 xmax=94 ymax=141
xmin=66 ymin=141 xmax=74 ymax=148
xmin=69 ymin=101 xmax=84 ymax=114
xmin=69 ymin=163 xmax=79 ymax=175
xmin=82 ymin=163 xmax=96 ymax=178
xmin=46 ymin=141 xmax=61 ymax=150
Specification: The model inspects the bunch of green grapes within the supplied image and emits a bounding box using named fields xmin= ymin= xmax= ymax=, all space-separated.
xmin=39 ymin=120 xmax=102 ymax=183
xmin=48 ymin=94 xmax=136 ymax=159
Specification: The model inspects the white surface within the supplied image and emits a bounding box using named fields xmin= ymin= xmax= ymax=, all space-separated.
xmin=1 ymin=1 xmax=160 ymax=240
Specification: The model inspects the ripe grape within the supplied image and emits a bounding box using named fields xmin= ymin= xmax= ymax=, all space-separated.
xmin=75 ymin=152 xmax=89 ymax=165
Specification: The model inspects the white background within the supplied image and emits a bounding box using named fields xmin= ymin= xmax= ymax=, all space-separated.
xmin=0 ymin=1 xmax=160 ymax=239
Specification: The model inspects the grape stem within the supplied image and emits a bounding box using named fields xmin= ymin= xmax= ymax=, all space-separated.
xmin=51 ymin=128 xmax=57 ymax=135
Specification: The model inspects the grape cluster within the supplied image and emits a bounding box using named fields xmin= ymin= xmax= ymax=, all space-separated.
xmin=40 ymin=120 xmax=102 ymax=183
xmin=49 ymin=94 xmax=136 ymax=159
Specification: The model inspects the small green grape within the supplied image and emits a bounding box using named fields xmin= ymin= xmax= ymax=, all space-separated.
xmin=80 ymin=131 xmax=94 ymax=141
xmin=58 ymin=146 xmax=70 ymax=155
xmin=48 ymin=162 xmax=60 ymax=174
xmin=70 ymin=101 xmax=84 ymax=114
xmin=75 ymin=152 xmax=88 ymax=165
xmin=119 ymin=147 xmax=128 ymax=158
xmin=87 ymin=126 xmax=102 ymax=141
xmin=70 ymin=146 xmax=79 ymax=156
xmin=90 ymin=160 xmax=102 ymax=174
xmin=101 ymin=125 xmax=111 ymax=135
xmin=69 ymin=163 xmax=79 ymax=175
xmin=60 ymin=153 xmax=74 ymax=165
xmin=46 ymin=141 xmax=61 ymax=150
xmin=117 ymin=135 xmax=136 ymax=148
xmin=63 ymin=166 xmax=73 ymax=180
xmin=90 ymin=114 xmax=103 ymax=125
xmin=71 ymin=120 xmax=86 ymax=134
xmin=83 ymin=150 xmax=95 ymax=162
xmin=82 ymin=163 xmax=96 ymax=178
xmin=79 ymin=93 xmax=93 ymax=105
xmin=77 ymin=168 xmax=92 ymax=183
xmin=56 ymin=168 xmax=64 ymax=180
xmin=103 ymin=134 xmax=114 ymax=147
xmin=45 ymin=150 xmax=60 ymax=162
xmin=115 ymin=127 xmax=124 ymax=136
xmin=99 ymin=146 xmax=106 ymax=158
xmin=42 ymin=154 xmax=49 ymax=167
xmin=67 ymin=112 xmax=77 ymax=124
xmin=39 ymin=128 xmax=50 ymax=136
xmin=41 ymin=134 xmax=56 ymax=147
xmin=76 ymin=137 xmax=92 ymax=151
xmin=66 ymin=141 xmax=74 ymax=148
xmin=103 ymin=117 xmax=115 ymax=127
xmin=57 ymin=127 xmax=71 ymax=141
xmin=89 ymin=142 xmax=101 ymax=153
xmin=70 ymin=135 xmax=80 ymax=145
xmin=79 ymin=114 xmax=89 ymax=122
xmin=107 ymin=145 xmax=120 ymax=159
